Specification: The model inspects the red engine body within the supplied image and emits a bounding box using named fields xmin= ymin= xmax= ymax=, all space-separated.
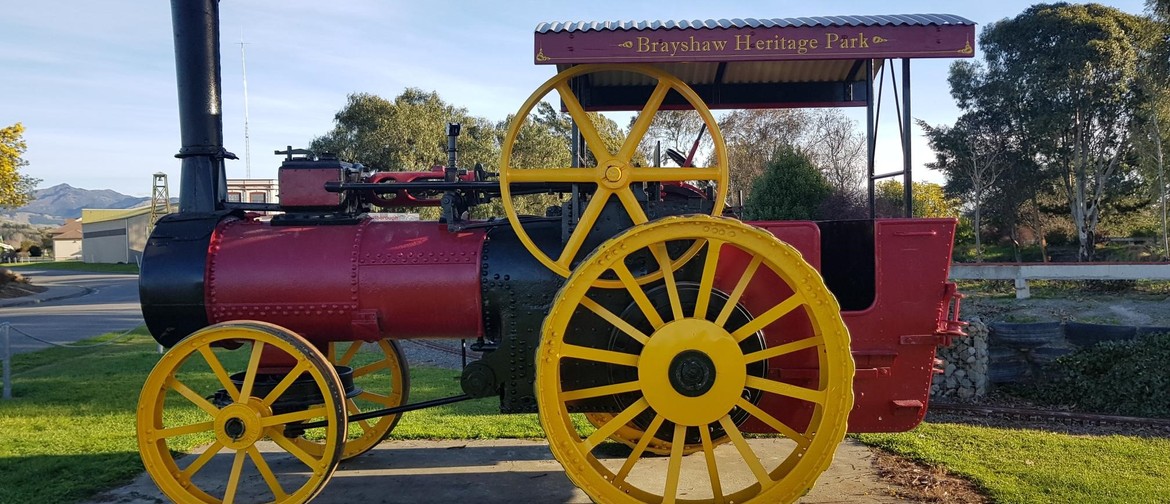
xmin=164 ymin=210 xmax=960 ymax=434
xmin=206 ymin=218 xmax=486 ymax=342
xmin=756 ymin=219 xmax=961 ymax=432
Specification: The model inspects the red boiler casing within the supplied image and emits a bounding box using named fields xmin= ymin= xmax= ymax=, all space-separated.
xmin=205 ymin=217 xmax=487 ymax=343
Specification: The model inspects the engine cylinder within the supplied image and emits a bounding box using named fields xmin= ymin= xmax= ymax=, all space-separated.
xmin=197 ymin=217 xmax=486 ymax=343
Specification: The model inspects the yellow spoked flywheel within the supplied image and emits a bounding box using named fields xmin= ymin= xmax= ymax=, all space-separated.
xmin=137 ymin=321 xmax=347 ymax=504
xmin=500 ymin=64 xmax=728 ymax=287
xmin=536 ymin=215 xmax=854 ymax=504
xmin=292 ymin=338 xmax=409 ymax=461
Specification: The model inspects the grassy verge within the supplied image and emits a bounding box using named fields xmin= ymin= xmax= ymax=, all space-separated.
xmin=0 ymin=330 xmax=158 ymax=503
xmin=5 ymin=327 xmax=1168 ymax=503
xmin=0 ymin=329 xmax=565 ymax=503
xmin=2 ymin=261 xmax=139 ymax=274
xmin=956 ymin=278 xmax=1170 ymax=299
xmin=858 ymin=423 xmax=1170 ymax=504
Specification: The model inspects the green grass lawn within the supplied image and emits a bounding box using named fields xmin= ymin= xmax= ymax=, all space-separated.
xmin=2 ymin=328 xmax=1168 ymax=503
xmin=0 ymin=329 xmax=555 ymax=503
xmin=2 ymin=260 xmax=139 ymax=274
xmin=858 ymin=423 xmax=1170 ymax=504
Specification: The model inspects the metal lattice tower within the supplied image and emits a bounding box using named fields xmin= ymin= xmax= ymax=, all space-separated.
xmin=149 ymin=172 xmax=172 ymax=232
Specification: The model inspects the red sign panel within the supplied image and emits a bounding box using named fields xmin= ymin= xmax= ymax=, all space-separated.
xmin=535 ymin=24 xmax=975 ymax=64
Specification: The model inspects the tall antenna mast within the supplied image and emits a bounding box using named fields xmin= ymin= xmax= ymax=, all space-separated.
xmin=240 ymin=32 xmax=252 ymax=178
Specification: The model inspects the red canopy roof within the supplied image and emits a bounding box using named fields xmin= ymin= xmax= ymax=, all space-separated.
xmin=533 ymin=14 xmax=975 ymax=110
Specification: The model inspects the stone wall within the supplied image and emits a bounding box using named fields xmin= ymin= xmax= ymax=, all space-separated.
xmin=929 ymin=318 xmax=1168 ymax=400
xmin=931 ymin=318 xmax=989 ymax=400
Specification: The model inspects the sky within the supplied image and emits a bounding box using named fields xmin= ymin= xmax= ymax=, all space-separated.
xmin=0 ymin=0 xmax=1153 ymax=197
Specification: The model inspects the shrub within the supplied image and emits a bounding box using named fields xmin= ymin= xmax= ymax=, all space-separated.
xmin=1079 ymin=279 xmax=1138 ymax=293
xmin=1018 ymin=333 xmax=1170 ymax=418
xmin=742 ymin=146 xmax=831 ymax=220
xmin=1131 ymin=225 xmax=1159 ymax=238
xmin=817 ymin=189 xmax=867 ymax=220
xmin=1045 ymin=229 xmax=1071 ymax=246
xmin=954 ymin=216 xmax=975 ymax=248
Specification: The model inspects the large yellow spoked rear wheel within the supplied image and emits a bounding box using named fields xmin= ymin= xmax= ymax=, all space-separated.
xmin=500 ymin=64 xmax=728 ymax=286
xmin=137 ymin=321 xmax=347 ymax=504
xmin=537 ymin=215 xmax=854 ymax=504
xmin=292 ymin=339 xmax=409 ymax=461
xmin=584 ymin=412 xmax=716 ymax=456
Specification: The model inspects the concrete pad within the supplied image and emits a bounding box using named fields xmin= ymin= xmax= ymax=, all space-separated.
xmin=89 ymin=438 xmax=902 ymax=503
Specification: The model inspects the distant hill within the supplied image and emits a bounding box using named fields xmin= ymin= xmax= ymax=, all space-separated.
xmin=1 ymin=184 xmax=149 ymax=226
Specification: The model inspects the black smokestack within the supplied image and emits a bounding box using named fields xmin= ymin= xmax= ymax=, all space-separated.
xmin=170 ymin=0 xmax=228 ymax=213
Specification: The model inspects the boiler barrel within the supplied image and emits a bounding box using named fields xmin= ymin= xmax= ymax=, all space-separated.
xmin=200 ymin=218 xmax=486 ymax=343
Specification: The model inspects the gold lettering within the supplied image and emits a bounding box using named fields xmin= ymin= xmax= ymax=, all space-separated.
xmin=825 ymin=33 xmax=840 ymax=49
xmin=637 ymin=37 xmax=650 ymax=52
xmin=859 ymin=33 xmax=869 ymax=48
xmin=725 ymin=34 xmax=822 ymax=54
xmin=735 ymin=34 xmax=751 ymax=51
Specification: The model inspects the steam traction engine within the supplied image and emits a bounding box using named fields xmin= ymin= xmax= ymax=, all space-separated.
xmin=136 ymin=2 xmax=966 ymax=503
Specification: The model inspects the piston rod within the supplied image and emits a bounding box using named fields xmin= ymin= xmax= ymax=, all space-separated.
xmin=297 ymin=394 xmax=474 ymax=429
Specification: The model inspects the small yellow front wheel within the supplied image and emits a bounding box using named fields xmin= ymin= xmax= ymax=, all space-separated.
xmin=537 ymin=215 xmax=854 ymax=504
xmin=137 ymin=321 xmax=347 ymax=504
xmin=292 ymin=339 xmax=409 ymax=461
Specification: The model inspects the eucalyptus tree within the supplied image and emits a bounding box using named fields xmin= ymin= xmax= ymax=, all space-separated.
xmin=629 ymin=110 xmax=709 ymax=166
xmin=804 ymin=110 xmax=865 ymax=197
xmin=920 ymin=113 xmax=1007 ymax=261
xmin=950 ymin=3 xmax=1159 ymax=260
xmin=716 ymin=109 xmax=811 ymax=203
xmin=1140 ymin=0 xmax=1170 ymax=253
xmin=311 ymin=89 xmax=499 ymax=172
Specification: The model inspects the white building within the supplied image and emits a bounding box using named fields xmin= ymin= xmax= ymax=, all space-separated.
xmin=49 ymin=218 xmax=83 ymax=260
xmin=81 ymin=207 xmax=151 ymax=264
xmin=227 ymin=179 xmax=278 ymax=204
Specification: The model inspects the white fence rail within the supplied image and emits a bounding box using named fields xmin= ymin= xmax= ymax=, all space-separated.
xmin=949 ymin=263 xmax=1170 ymax=299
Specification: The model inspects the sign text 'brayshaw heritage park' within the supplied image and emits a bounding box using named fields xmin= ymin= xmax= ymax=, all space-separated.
xmin=635 ymin=32 xmax=884 ymax=56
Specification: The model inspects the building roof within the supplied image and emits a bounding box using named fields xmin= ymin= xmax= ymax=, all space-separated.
xmin=535 ymin=15 xmax=974 ymax=33
xmin=50 ymin=218 xmax=83 ymax=240
xmin=533 ymin=13 xmax=975 ymax=110
xmin=82 ymin=206 xmax=151 ymax=224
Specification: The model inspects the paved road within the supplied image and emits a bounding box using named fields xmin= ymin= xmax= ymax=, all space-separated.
xmin=0 ymin=269 xmax=143 ymax=355
xmin=89 ymin=438 xmax=901 ymax=504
